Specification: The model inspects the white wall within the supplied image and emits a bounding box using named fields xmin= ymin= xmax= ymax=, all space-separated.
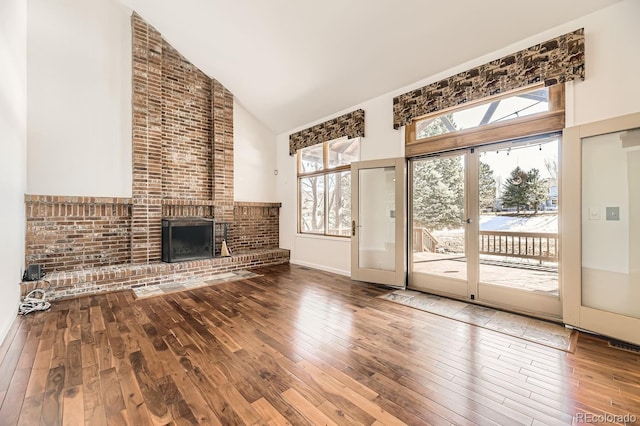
xmin=277 ymin=0 xmax=640 ymax=276
xmin=27 ymin=0 xmax=132 ymax=197
xmin=571 ymin=0 xmax=640 ymax=127
xmin=0 ymin=0 xmax=27 ymax=344
xmin=234 ymin=99 xmax=277 ymax=202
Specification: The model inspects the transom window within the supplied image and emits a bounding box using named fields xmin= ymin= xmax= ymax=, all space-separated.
xmin=298 ymin=137 xmax=360 ymax=236
xmin=416 ymin=87 xmax=550 ymax=139
xmin=405 ymin=84 xmax=564 ymax=157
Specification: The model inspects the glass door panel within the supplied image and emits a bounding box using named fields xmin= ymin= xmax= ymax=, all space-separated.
xmin=581 ymin=129 xmax=640 ymax=319
xmin=409 ymin=153 xmax=469 ymax=297
xmin=476 ymin=136 xmax=561 ymax=318
xmin=478 ymin=138 xmax=559 ymax=295
xmin=358 ymin=167 xmax=396 ymax=271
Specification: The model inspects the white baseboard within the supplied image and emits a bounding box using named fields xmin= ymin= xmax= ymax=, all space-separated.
xmin=0 ymin=308 xmax=19 ymax=350
xmin=290 ymin=260 xmax=350 ymax=277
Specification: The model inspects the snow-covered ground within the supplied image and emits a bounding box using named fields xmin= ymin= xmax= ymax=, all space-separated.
xmin=479 ymin=213 xmax=558 ymax=232
xmin=429 ymin=213 xmax=558 ymax=235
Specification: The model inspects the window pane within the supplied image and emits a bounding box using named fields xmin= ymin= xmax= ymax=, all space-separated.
xmin=415 ymin=87 xmax=550 ymax=140
xmin=299 ymin=176 xmax=325 ymax=234
xmin=328 ymin=137 xmax=360 ymax=168
xmin=299 ymin=144 xmax=324 ymax=173
xmin=478 ymin=137 xmax=559 ymax=295
xmin=489 ymin=88 xmax=549 ymax=124
xmin=416 ymin=115 xmax=458 ymax=139
xmin=327 ymin=171 xmax=351 ymax=236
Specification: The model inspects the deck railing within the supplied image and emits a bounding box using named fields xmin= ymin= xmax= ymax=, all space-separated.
xmin=413 ymin=227 xmax=438 ymax=252
xmin=479 ymin=230 xmax=558 ymax=262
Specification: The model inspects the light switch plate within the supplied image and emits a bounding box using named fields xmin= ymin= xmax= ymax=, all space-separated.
xmin=589 ymin=208 xmax=600 ymax=220
xmin=606 ymin=206 xmax=620 ymax=221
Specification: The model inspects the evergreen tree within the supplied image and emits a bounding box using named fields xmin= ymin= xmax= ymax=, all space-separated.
xmin=412 ymin=157 xmax=464 ymax=230
xmin=416 ymin=113 xmax=458 ymax=139
xmin=526 ymin=168 xmax=548 ymax=214
xmin=479 ymin=162 xmax=496 ymax=212
xmin=412 ymin=114 xmax=464 ymax=229
xmin=501 ymin=166 xmax=529 ymax=213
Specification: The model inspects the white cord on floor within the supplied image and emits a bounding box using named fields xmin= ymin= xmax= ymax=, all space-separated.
xmin=19 ymin=288 xmax=51 ymax=315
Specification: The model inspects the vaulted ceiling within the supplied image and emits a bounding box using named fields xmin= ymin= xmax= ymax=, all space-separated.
xmin=116 ymin=0 xmax=620 ymax=134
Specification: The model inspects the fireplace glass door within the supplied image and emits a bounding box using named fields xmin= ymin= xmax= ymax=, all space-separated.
xmin=162 ymin=218 xmax=214 ymax=262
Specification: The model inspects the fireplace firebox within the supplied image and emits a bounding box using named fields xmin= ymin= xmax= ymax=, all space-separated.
xmin=162 ymin=218 xmax=214 ymax=263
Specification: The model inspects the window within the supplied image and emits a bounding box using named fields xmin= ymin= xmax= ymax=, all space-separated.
xmin=415 ymin=87 xmax=550 ymax=139
xmin=405 ymin=84 xmax=564 ymax=157
xmin=298 ymin=137 xmax=360 ymax=236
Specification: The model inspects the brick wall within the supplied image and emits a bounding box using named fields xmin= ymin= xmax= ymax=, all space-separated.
xmin=229 ymin=203 xmax=280 ymax=253
xmin=162 ymin=41 xmax=213 ymax=201
xmin=212 ymin=79 xmax=234 ymax=222
xmin=24 ymin=195 xmax=132 ymax=272
xmin=131 ymin=14 xmax=163 ymax=264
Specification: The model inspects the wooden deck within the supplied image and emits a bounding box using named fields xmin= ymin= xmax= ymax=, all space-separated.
xmin=1 ymin=263 xmax=639 ymax=425
xmin=413 ymin=252 xmax=559 ymax=294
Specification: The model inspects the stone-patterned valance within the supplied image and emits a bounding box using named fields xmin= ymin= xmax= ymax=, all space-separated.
xmin=393 ymin=28 xmax=585 ymax=129
xmin=289 ymin=109 xmax=365 ymax=155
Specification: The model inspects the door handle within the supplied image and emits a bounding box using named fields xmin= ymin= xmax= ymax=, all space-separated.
xmin=352 ymin=221 xmax=356 ymax=236
xmin=466 ymin=218 xmax=471 ymax=224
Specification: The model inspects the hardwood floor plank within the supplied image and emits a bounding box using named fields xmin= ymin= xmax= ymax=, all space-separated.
xmin=41 ymin=365 xmax=65 ymax=426
xmin=0 ymin=320 xmax=30 ymax=394
xmin=116 ymin=360 xmax=153 ymax=425
xmin=24 ymin=340 xmax=52 ymax=399
xmin=64 ymin=339 xmax=83 ymax=388
xmin=62 ymin=385 xmax=84 ymax=426
xmin=67 ymin=300 xmax=81 ymax=342
xmin=281 ymin=387 xmax=338 ymax=426
xmin=89 ymin=306 xmax=105 ymax=333
xmin=129 ymin=350 xmax=172 ymax=424
xmin=217 ymin=382 xmax=262 ymax=425
xmin=81 ymin=364 xmax=104 ymax=425
xmin=18 ymin=394 xmax=44 ymax=426
xmin=0 ymin=367 xmax=31 ymax=425
xmin=317 ymin=400 xmax=364 ymax=426
xmin=100 ymin=367 xmax=127 ymax=424
xmin=251 ymin=397 xmax=291 ymax=425
xmin=0 ymin=317 xmax=23 ymax=364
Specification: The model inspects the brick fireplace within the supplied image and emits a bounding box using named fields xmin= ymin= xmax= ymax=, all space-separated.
xmin=21 ymin=13 xmax=288 ymax=299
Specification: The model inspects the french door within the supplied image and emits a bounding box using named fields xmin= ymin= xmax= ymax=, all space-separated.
xmin=409 ymin=136 xmax=562 ymax=320
xmin=351 ymin=158 xmax=406 ymax=288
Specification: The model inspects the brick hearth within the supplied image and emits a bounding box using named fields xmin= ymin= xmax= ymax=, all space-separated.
xmin=20 ymin=249 xmax=289 ymax=300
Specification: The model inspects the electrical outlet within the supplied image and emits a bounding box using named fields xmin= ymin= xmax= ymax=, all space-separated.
xmin=606 ymin=206 xmax=620 ymax=221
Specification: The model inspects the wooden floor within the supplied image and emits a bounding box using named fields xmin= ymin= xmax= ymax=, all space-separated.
xmin=1 ymin=264 xmax=639 ymax=425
